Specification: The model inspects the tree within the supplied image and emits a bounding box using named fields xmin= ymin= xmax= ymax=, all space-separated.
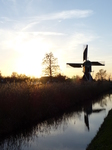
xmin=95 ymin=69 xmax=107 ymax=81
xmin=55 ymin=74 xmax=66 ymax=82
xmin=0 ymin=71 xmax=2 ymax=77
xmin=11 ymin=72 xmax=19 ymax=78
xmin=72 ymin=75 xmax=81 ymax=82
xmin=42 ymin=52 xmax=60 ymax=77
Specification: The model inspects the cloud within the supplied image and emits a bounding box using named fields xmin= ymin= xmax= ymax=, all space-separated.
xmin=21 ymin=22 xmax=39 ymax=31
xmin=28 ymin=9 xmax=93 ymax=22
xmin=36 ymin=32 xmax=66 ymax=36
xmin=50 ymin=10 xmax=93 ymax=20
xmin=20 ymin=9 xmax=93 ymax=31
xmin=0 ymin=9 xmax=93 ymax=31
xmin=21 ymin=31 xmax=66 ymax=36
xmin=0 ymin=17 xmax=18 ymax=22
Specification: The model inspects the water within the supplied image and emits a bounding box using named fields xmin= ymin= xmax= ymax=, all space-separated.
xmin=0 ymin=93 xmax=112 ymax=150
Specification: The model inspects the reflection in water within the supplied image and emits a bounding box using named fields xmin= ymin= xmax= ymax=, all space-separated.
xmin=0 ymin=93 xmax=112 ymax=150
xmin=84 ymin=102 xmax=105 ymax=131
xmin=0 ymin=128 xmax=37 ymax=150
xmin=0 ymin=111 xmax=81 ymax=150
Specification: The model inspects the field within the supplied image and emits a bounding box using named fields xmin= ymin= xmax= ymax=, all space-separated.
xmin=0 ymin=81 xmax=111 ymax=135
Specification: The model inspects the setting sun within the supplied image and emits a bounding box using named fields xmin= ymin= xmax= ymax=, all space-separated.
xmin=13 ymin=34 xmax=52 ymax=77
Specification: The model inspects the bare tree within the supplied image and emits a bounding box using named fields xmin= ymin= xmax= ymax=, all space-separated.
xmin=42 ymin=52 xmax=60 ymax=77
xmin=95 ymin=69 xmax=107 ymax=81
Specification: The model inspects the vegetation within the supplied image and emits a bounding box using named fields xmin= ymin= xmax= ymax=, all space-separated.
xmin=86 ymin=109 xmax=112 ymax=150
xmin=0 ymin=66 xmax=111 ymax=137
xmin=95 ymin=69 xmax=107 ymax=81
xmin=42 ymin=52 xmax=60 ymax=77
xmin=0 ymin=80 xmax=110 ymax=136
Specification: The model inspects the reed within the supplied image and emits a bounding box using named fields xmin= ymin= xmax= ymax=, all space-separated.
xmin=0 ymin=80 xmax=110 ymax=135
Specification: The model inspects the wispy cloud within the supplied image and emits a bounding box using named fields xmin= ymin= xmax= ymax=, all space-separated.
xmin=28 ymin=9 xmax=93 ymax=22
xmin=21 ymin=9 xmax=93 ymax=31
xmin=0 ymin=9 xmax=93 ymax=31
xmin=52 ymin=9 xmax=93 ymax=19
xmin=0 ymin=17 xmax=18 ymax=22
xmin=26 ymin=31 xmax=66 ymax=36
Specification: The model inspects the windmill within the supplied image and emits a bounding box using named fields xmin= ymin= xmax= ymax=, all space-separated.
xmin=67 ymin=45 xmax=105 ymax=81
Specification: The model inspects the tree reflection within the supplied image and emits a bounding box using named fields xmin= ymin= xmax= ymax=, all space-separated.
xmin=0 ymin=93 xmax=111 ymax=150
xmin=0 ymin=111 xmax=81 ymax=150
xmin=0 ymin=128 xmax=37 ymax=150
xmin=97 ymin=93 xmax=112 ymax=107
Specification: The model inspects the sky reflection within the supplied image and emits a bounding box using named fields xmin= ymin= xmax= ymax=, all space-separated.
xmin=0 ymin=93 xmax=112 ymax=150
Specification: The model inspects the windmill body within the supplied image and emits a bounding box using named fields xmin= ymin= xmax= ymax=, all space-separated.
xmin=67 ymin=45 xmax=105 ymax=81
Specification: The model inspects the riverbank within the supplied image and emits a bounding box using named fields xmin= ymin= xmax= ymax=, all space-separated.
xmin=86 ymin=108 xmax=112 ymax=150
xmin=0 ymin=81 xmax=111 ymax=136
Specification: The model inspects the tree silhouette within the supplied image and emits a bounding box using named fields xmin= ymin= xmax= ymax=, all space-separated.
xmin=95 ymin=69 xmax=107 ymax=81
xmin=11 ymin=72 xmax=19 ymax=78
xmin=42 ymin=52 xmax=60 ymax=77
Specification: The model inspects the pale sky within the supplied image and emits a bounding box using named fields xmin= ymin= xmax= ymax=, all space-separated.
xmin=0 ymin=0 xmax=112 ymax=78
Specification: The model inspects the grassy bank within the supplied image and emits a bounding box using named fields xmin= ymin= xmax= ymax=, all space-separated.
xmin=86 ymin=108 xmax=112 ymax=150
xmin=0 ymin=81 xmax=110 ymax=135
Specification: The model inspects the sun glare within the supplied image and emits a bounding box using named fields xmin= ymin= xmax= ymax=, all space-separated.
xmin=14 ymin=36 xmax=51 ymax=77
xmin=16 ymin=56 xmax=42 ymax=77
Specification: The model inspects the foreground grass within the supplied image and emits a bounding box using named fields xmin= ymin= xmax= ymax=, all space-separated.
xmin=86 ymin=109 xmax=112 ymax=150
xmin=0 ymin=81 xmax=111 ymax=136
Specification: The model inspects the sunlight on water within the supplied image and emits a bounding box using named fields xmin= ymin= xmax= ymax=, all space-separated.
xmin=0 ymin=93 xmax=112 ymax=150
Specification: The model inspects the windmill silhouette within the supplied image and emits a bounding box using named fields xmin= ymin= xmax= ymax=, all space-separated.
xmin=67 ymin=45 xmax=105 ymax=81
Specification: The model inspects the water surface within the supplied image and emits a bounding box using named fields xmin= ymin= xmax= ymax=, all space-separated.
xmin=0 ymin=93 xmax=112 ymax=150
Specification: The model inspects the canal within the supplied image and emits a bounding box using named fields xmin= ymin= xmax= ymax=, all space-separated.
xmin=0 ymin=93 xmax=112 ymax=150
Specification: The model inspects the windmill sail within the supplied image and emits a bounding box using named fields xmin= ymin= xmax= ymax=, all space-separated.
xmin=91 ymin=61 xmax=105 ymax=66
xmin=83 ymin=45 xmax=88 ymax=61
xmin=66 ymin=63 xmax=82 ymax=68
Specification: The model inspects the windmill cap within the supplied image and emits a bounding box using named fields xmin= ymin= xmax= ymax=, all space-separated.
xmin=83 ymin=60 xmax=91 ymax=66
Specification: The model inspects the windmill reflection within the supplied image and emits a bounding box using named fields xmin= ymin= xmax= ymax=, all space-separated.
xmin=84 ymin=102 xmax=105 ymax=131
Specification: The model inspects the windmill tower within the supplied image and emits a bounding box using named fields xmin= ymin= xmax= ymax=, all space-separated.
xmin=67 ymin=45 xmax=105 ymax=81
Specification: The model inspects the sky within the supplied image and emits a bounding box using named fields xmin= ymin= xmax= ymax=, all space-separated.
xmin=0 ymin=0 xmax=112 ymax=78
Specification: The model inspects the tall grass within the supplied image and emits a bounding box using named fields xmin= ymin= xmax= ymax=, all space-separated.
xmin=0 ymin=81 xmax=110 ymax=135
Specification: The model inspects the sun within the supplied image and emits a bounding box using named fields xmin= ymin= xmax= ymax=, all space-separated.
xmin=16 ymin=55 xmax=42 ymax=77
xmin=14 ymin=36 xmax=51 ymax=77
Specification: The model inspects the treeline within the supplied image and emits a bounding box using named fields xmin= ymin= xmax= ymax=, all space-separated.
xmin=0 ymin=72 xmax=67 ymax=84
xmin=0 ymin=69 xmax=111 ymax=84
xmin=0 ymin=72 xmax=30 ymax=83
